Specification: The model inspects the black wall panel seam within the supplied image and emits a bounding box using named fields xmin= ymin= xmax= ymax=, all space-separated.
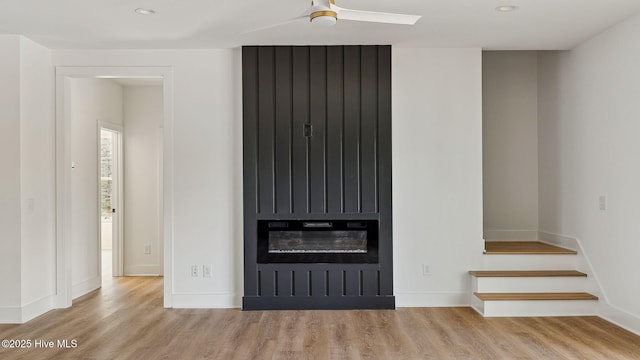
xmin=324 ymin=48 xmax=329 ymax=214
xmin=358 ymin=45 xmax=363 ymax=214
xmin=341 ymin=50 xmax=346 ymax=214
xmin=254 ymin=50 xmax=261 ymax=214
xmin=289 ymin=47 xmax=294 ymax=213
xmin=306 ymin=47 xmax=311 ymax=214
xmin=272 ymin=49 xmax=277 ymax=214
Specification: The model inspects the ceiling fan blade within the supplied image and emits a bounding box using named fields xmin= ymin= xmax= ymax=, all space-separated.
xmin=333 ymin=7 xmax=421 ymax=25
xmin=241 ymin=16 xmax=308 ymax=34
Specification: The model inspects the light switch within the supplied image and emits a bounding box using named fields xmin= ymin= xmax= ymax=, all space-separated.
xmin=599 ymin=195 xmax=607 ymax=211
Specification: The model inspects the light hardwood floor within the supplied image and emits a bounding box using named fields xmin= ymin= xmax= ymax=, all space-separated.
xmin=1 ymin=277 xmax=639 ymax=359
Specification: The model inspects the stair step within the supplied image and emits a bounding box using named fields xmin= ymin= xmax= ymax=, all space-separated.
xmin=482 ymin=253 xmax=577 ymax=270
xmin=469 ymin=270 xmax=587 ymax=277
xmin=485 ymin=241 xmax=576 ymax=255
xmin=474 ymin=292 xmax=598 ymax=301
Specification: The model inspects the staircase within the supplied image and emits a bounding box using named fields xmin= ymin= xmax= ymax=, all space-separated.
xmin=470 ymin=241 xmax=598 ymax=317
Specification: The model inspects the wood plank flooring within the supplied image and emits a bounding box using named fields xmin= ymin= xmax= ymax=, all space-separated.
xmin=1 ymin=277 xmax=639 ymax=360
xmin=485 ymin=241 xmax=577 ymax=255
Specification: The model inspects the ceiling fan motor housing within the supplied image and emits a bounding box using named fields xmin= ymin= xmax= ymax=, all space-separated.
xmin=310 ymin=0 xmax=338 ymax=25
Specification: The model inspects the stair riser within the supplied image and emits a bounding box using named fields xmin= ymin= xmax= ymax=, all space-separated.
xmin=483 ymin=254 xmax=577 ymax=270
xmin=472 ymin=277 xmax=588 ymax=293
xmin=475 ymin=299 xmax=598 ymax=317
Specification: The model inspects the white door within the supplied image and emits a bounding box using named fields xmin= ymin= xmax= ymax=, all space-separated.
xmin=99 ymin=125 xmax=123 ymax=278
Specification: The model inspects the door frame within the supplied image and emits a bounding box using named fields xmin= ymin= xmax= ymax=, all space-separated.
xmin=98 ymin=123 xmax=124 ymax=277
xmin=55 ymin=66 xmax=174 ymax=308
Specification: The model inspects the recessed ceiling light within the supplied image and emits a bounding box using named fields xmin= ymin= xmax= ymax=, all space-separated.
xmin=495 ymin=5 xmax=519 ymax=12
xmin=135 ymin=8 xmax=156 ymax=15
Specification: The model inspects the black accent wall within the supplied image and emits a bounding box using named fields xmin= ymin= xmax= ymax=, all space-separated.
xmin=242 ymin=45 xmax=393 ymax=310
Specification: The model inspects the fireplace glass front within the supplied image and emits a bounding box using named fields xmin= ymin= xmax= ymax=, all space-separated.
xmin=257 ymin=220 xmax=378 ymax=263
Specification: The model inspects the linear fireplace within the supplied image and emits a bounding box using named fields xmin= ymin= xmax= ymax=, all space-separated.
xmin=242 ymin=45 xmax=393 ymax=310
xmin=258 ymin=220 xmax=379 ymax=264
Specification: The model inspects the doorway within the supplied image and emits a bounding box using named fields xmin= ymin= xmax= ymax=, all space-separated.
xmin=55 ymin=67 xmax=174 ymax=309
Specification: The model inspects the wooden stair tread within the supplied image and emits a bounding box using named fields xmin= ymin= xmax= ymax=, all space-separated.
xmin=474 ymin=292 xmax=598 ymax=301
xmin=484 ymin=241 xmax=577 ymax=255
xmin=469 ymin=270 xmax=587 ymax=277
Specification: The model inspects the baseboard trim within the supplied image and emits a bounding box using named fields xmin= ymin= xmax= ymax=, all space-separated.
xmin=243 ymin=296 xmax=395 ymax=310
xmin=0 ymin=295 xmax=56 ymax=324
xmin=21 ymin=295 xmax=55 ymax=323
xmin=599 ymin=302 xmax=640 ymax=336
xmin=123 ymin=273 xmax=162 ymax=276
xmin=483 ymin=230 xmax=538 ymax=241
xmin=124 ymin=265 xmax=161 ymax=276
xmin=172 ymin=293 xmax=239 ymax=308
xmin=537 ymin=231 xmax=578 ymax=251
xmin=395 ymin=291 xmax=468 ymax=307
xmin=72 ymin=276 xmax=101 ymax=299
xmin=538 ymin=231 xmax=640 ymax=336
xmin=0 ymin=307 xmax=22 ymax=324
xmin=538 ymin=231 xmax=606 ymax=301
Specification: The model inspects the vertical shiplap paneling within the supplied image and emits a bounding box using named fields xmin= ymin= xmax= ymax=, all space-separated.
xmin=343 ymin=46 xmax=362 ymax=213
xmin=293 ymin=269 xmax=309 ymax=296
xmin=274 ymin=47 xmax=293 ymax=214
xmin=362 ymin=270 xmax=380 ymax=296
xmin=242 ymin=47 xmax=259 ymax=214
xmin=377 ymin=45 xmax=394 ymax=295
xmin=257 ymin=47 xmax=276 ymax=214
xmin=277 ymin=270 xmax=293 ymax=297
xmin=242 ymin=47 xmax=259 ymax=295
xmin=259 ymin=270 xmax=276 ymax=297
xmin=326 ymin=46 xmax=345 ymax=214
xmin=291 ymin=47 xmax=310 ymax=214
xmin=311 ymin=270 xmax=327 ymax=296
xmin=328 ymin=270 xmax=344 ymax=296
xmin=309 ymin=46 xmax=327 ymax=213
xmin=344 ymin=269 xmax=360 ymax=296
xmin=243 ymin=46 xmax=394 ymax=309
xmin=360 ymin=46 xmax=379 ymax=213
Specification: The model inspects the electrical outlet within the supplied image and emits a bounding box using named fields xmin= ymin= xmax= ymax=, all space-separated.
xmin=191 ymin=265 xmax=199 ymax=277
xmin=203 ymin=265 xmax=212 ymax=278
xmin=422 ymin=264 xmax=431 ymax=276
xmin=144 ymin=245 xmax=151 ymax=254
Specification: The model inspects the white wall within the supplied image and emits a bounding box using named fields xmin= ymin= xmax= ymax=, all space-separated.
xmin=483 ymin=51 xmax=539 ymax=240
xmin=69 ymin=78 xmax=123 ymax=298
xmin=53 ymin=50 xmax=242 ymax=307
xmin=0 ymin=35 xmax=23 ymax=316
xmin=392 ymin=48 xmax=484 ymax=306
xmin=538 ymin=13 xmax=640 ymax=332
xmin=0 ymin=35 xmax=55 ymax=323
xmin=123 ymin=85 xmax=163 ymax=276
xmin=19 ymin=37 xmax=56 ymax=317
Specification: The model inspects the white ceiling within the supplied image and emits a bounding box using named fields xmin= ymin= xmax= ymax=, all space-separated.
xmin=1 ymin=0 xmax=640 ymax=50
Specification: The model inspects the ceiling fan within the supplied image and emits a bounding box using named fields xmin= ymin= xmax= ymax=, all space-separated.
xmin=306 ymin=0 xmax=420 ymax=26
xmin=247 ymin=0 xmax=421 ymax=32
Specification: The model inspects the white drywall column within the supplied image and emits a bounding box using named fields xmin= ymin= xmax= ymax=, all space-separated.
xmin=19 ymin=37 xmax=56 ymax=319
xmin=482 ymin=51 xmax=539 ymax=240
xmin=392 ymin=48 xmax=484 ymax=306
xmin=0 ymin=35 xmax=23 ymax=321
xmin=0 ymin=35 xmax=55 ymax=323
